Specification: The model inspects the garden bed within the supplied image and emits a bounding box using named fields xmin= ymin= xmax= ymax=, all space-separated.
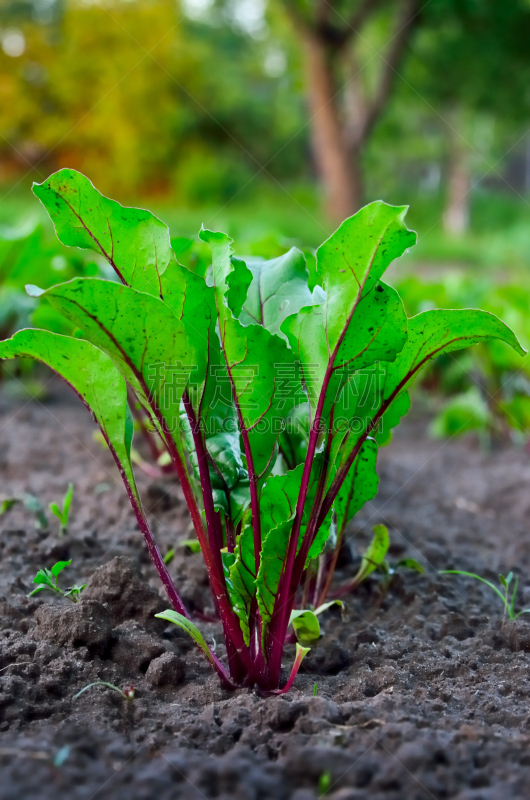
xmin=1 ymin=378 xmax=530 ymax=799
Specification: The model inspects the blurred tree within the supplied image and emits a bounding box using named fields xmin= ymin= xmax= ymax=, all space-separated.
xmin=411 ymin=0 xmax=530 ymax=235
xmin=0 ymin=0 xmax=308 ymax=203
xmin=275 ymin=0 xmax=421 ymax=220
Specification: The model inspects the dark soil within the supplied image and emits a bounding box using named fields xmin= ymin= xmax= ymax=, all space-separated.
xmin=1 ymin=378 xmax=530 ymax=800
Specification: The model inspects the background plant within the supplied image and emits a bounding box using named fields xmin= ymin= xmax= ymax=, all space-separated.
xmin=440 ymin=570 xmax=530 ymax=626
xmin=0 ymin=169 xmax=523 ymax=693
xmin=28 ymin=559 xmax=86 ymax=603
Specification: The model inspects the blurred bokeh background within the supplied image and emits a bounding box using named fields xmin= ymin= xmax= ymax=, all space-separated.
xmin=2 ymin=0 xmax=530 ymax=439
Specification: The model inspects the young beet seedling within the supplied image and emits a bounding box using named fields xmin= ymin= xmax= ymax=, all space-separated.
xmin=49 ymin=483 xmax=74 ymax=537
xmin=28 ymin=559 xmax=86 ymax=603
xmin=0 ymin=169 xmax=525 ymax=693
xmin=440 ymin=570 xmax=530 ymax=626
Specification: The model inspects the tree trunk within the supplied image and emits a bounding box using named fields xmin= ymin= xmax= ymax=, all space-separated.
xmin=305 ymin=34 xmax=362 ymax=222
xmin=443 ymin=109 xmax=471 ymax=236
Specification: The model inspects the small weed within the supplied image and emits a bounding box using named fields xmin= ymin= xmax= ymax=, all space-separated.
xmin=49 ymin=483 xmax=73 ymax=537
xmin=74 ymin=681 xmax=135 ymax=701
xmin=28 ymin=559 xmax=86 ymax=603
xmin=313 ymin=682 xmax=318 ymax=696
xmin=440 ymin=570 xmax=530 ymax=626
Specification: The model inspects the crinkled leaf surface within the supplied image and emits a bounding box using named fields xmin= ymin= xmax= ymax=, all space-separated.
xmin=239 ymin=248 xmax=324 ymax=339
xmin=0 ymin=329 xmax=139 ymax=500
xmin=201 ymin=230 xmax=299 ymax=474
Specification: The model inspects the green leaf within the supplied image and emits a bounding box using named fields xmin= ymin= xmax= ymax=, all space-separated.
xmin=154 ymin=609 xmax=215 ymax=666
xmin=33 ymin=169 xmax=176 ymax=295
xmin=200 ymin=230 xmax=299 ymax=474
xmin=256 ymin=516 xmax=294 ymax=633
xmin=314 ymin=600 xmax=344 ymax=616
xmin=51 ymin=560 xmax=72 ymax=578
xmin=38 ymin=278 xmax=196 ymax=447
xmin=28 ymin=585 xmax=51 ymax=597
xmin=281 ymin=202 xmax=414 ymax=416
xmin=62 ymin=483 xmax=74 ymax=523
xmin=49 ymin=502 xmax=62 ymax=522
xmin=258 ymin=462 xmax=333 ymax=568
xmin=354 ymin=524 xmax=390 ymax=584
xmin=384 ymin=310 xmax=526 ymax=401
xmin=289 ymin=609 xmax=320 ymax=645
xmin=177 ymin=538 xmax=201 ymax=553
xmin=0 ymin=499 xmax=16 ymax=514
xmin=199 ymin=229 xmax=252 ymax=319
xmin=395 ymin=558 xmax=425 ymax=574
xmin=33 ymin=569 xmax=54 ymax=587
xmin=227 ymin=526 xmax=256 ymax=646
xmin=239 ymin=248 xmax=324 ymax=338
xmin=0 ymin=329 xmax=140 ymax=503
xmin=334 ymin=438 xmax=379 ymax=535
xmin=314 ymin=201 xmax=416 ymax=297
xmin=337 ymin=308 xmax=526 ymax=473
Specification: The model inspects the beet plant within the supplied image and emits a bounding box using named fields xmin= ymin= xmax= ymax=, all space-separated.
xmin=0 ymin=170 xmax=524 ymax=692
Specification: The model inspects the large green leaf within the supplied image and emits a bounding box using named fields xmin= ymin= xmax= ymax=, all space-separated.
xmin=337 ymin=308 xmax=526 ymax=474
xmin=33 ymin=278 xmax=196 ymax=443
xmin=239 ymin=248 xmax=324 ymax=339
xmin=34 ymin=169 xmax=219 ymax=421
xmin=384 ymin=309 xmax=526 ymax=400
xmin=200 ymin=230 xmax=300 ymax=474
xmin=33 ymin=169 xmax=176 ymax=296
xmin=334 ymin=438 xmax=379 ymax=534
xmin=314 ymin=201 xmax=416 ymax=341
xmin=0 ymin=329 xmax=139 ymax=500
xmin=283 ymin=281 xmax=408 ymax=417
xmin=280 ymin=203 xmax=414 ymax=417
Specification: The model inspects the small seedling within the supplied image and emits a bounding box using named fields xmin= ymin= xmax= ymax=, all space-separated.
xmin=28 ymin=559 xmax=86 ymax=603
xmin=163 ymin=547 xmax=175 ymax=565
xmin=74 ymin=681 xmax=135 ymax=701
xmin=49 ymin=483 xmax=73 ymax=537
xmin=313 ymin=682 xmax=318 ymax=696
xmin=1 ymin=492 xmax=48 ymax=531
xmin=318 ymin=770 xmax=332 ymax=796
xmin=440 ymin=570 xmax=530 ymax=626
